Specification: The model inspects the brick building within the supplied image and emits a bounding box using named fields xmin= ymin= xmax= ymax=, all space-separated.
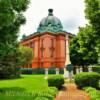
xmin=21 ymin=9 xmax=73 ymax=69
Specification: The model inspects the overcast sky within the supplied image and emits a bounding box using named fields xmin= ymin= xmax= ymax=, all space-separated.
xmin=19 ymin=0 xmax=88 ymax=39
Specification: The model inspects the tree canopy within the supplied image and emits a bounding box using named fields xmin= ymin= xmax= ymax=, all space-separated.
xmin=18 ymin=45 xmax=33 ymax=67
xmin=70 ymin=0 xmax=100 ymax=65
xmin=0 ymin=0 xmax=30 ymax=78
xmin=70 ymin=26 xmax=98 ymax=66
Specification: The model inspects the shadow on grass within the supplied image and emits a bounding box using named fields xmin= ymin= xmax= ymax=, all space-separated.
xmin=0 ymin=76 xmax=26 ymax=81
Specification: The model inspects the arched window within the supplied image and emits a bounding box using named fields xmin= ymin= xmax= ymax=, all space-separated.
xmin=50 ymin=38 xmax=54 ymax=57
xmin=41 ymin=39 xmax=44 ymax=58
xmin=30 ymin=42 xmax=34 ymax=48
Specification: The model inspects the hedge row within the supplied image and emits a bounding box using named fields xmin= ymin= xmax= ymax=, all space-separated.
xmin=20 ymin=68 xmax=64 ymax=74
xmin=84 ymin=87 xmax=100 ymax=100
xmin=74 ymin=72 xmax=100 ymax=89
xmin=92 ymin=66 xmax=100 ymax=74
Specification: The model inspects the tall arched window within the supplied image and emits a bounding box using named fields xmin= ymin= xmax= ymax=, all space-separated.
xmin=41 ymin=39 xmax=44 ymax=58
xmin=30 ymin=42 xmax=34 ymax=48
xmin=50 ymin=38 xmax=54 ymax=57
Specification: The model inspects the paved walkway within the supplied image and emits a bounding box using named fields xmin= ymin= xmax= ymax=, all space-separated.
xmin=55 ymin=83 xmax=90 ymax=100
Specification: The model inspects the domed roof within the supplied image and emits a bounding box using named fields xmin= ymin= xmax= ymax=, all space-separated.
xmin=37 ymin=9 xmax=63 ymax=33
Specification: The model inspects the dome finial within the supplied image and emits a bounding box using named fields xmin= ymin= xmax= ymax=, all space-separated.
xmin=37 ymin=9 xmax=63 ymax=32
xmin=48 ymin=9 xmax=53 ymax=16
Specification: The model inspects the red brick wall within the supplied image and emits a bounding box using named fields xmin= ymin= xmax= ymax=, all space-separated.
xmin=21 ymin=32 xmax=68 ymax=68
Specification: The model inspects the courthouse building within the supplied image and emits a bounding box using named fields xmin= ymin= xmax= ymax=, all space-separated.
xmin=21 ymin=9 xmax=73 ymax=69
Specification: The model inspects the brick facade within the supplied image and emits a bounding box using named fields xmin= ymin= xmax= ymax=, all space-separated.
xmin=21 ymin=32 xmax=71 ymax=68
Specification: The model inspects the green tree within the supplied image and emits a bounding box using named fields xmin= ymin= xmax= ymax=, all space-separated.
xmin=77 ymin=26 xmax=98 ymax=65
xmin=85 ymin=0 xmax=100 ymax=64
xmin=0 ymin=0 xmax=30 ymax=78
xmin=70 ymin=26 xmax=98 ymax=66
xmin=18 ymin=45 xmax=33 ymax=67
xmin=70 ymin=0 xmax=100 ymax=65
xmin=85 ymin=0 xmax=100 ymax=34
xmin=70 ymin=37 xmax=81 ymax=66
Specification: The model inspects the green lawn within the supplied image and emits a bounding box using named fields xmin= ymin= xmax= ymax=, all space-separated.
xmin=0 ymin=75 xmax=48 ymax=92
xmin=0 ymin=75 xmax=57 ymax=100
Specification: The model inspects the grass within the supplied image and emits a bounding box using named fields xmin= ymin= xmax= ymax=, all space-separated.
xmin=0 ymin=75 xmax=58 ymax=100
xmin=0 ymin=75 xmax=48 ymax=92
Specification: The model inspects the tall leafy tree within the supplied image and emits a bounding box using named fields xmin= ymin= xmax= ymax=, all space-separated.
xmin=0 ymin=0 xmax=30 ymax=78
xmin=70 ymin=26 xmax=98 ymax=66
xmin=70 ymin=37 xmax=81 ymax=66
xmin=70 ymin=0 xmax=100 ymax=65
xmin=85 ymin=0 xmax=100 ymax=34
xmin=85 ymin=0 xmax=100 ymax=64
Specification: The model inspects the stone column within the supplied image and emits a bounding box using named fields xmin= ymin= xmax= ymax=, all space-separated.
xmin=63 ymin=67 xmax=69 ymax=78
xmin=76 ymin=67 xmax=79 ymax=74
xmin=44 ymin=68 xmax=48 ymax=79
xmin=56 ymin=68 xmax=59 ymax=75
xmin=69 ymin=71 xmax=73 ymax=82
xmin=65 ymin=35 xmax=71 ymax=65
xmin=88 ymin=66 xmax=92 ymax=72
xmin=79 ymin=67 xmax=83 ymax=73
xmin=64 ymin=35 xmax=71 ymax=78
xmin=71 ymin=70 xmax=73 ymax=76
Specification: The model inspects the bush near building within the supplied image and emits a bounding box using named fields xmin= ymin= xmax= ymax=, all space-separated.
xmin=48 ymin=75 xmax=64 ymax=89
xmin=74 ymin=72 xmax=100 ymax=89
xmin=92 ymin=65 xmax=100 ymax=74
xmin=20 ymin=68 xmax=64 ymax=74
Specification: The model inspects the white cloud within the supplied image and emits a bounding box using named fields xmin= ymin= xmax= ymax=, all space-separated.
xmin=19 ymin=0 xmax=88 ymax=39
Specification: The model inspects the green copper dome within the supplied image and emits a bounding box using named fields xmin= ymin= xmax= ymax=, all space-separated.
xmin=37 ymin=9 xmax=63 ymax=33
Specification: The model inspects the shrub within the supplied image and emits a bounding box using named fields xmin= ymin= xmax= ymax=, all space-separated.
xmin=84 ymin=87 xmax=100 ymax=100
xmin=21 ymin=68 xmax=50 ymax=75
xmin=59 ymin=68 xmax=64 ymax=74
xmin=20 ymin=68 xmax=64 ymax=75
xmin=34 ymin=97 xmax=49 ymax=100
xmin=74 ymin=72 xmax=100 ymax=89
xmin=92 ymin=66 xmax=100 ymax=74
xmin=20 ymin=68 xmax=33 ymax=74
xmin=37 ymin=68 xmax=45 ymax=74
xmin=48 ymin=67 xmax=64 ymax=74
xmin=33 ymin=94 xmax=53 ymax=100
xmin=47 ymin=87 xmax=58 ymax=97
xmin=33 ymin=87 xmax=58 ymax=100
xmin=48 ymin=75 xmax=64 ymax=89
xmin=0 ymin=87 xmax=57 ymax=100
xmin=48 ymin=67 xmax=56 ymax=74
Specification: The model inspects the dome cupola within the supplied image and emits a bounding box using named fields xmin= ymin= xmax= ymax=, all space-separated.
xmin=37 ymin=9 xmax=63 ymax=33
